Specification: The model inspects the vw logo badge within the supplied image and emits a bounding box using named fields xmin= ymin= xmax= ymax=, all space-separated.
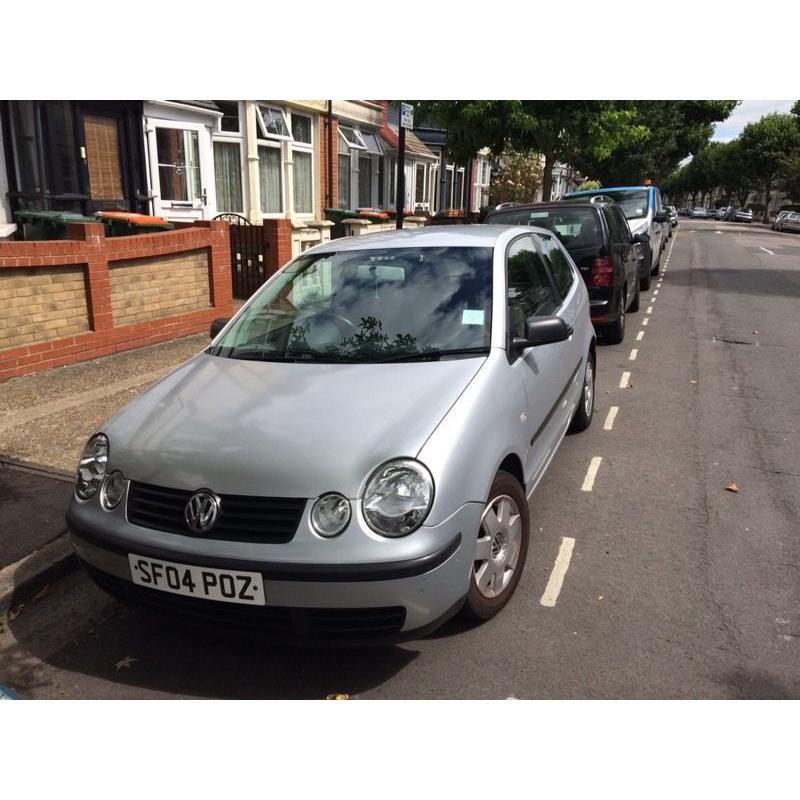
xmin=184 ymin=490 xmax=221 ymax=534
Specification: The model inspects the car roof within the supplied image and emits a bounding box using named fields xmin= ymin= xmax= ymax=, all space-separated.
xmin=487 ymin=200 xmax=602 ymax=212
xmin=566 ymin=185 xmax=655 ymax=198
xmin=310 ymin=224 xmax=545 ymax=254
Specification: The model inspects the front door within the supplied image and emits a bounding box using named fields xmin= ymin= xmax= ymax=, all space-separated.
xmin=146 ymin=120 xmax=216 ymax=221
xmin=506 ymin=235 xmax=576 ymax=488
xmin=80 ymin=111 xmax=128 ymax=212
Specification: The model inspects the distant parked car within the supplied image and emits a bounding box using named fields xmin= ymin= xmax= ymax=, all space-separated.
xmin=691 ymin=207 xmax=709 ymax=219
xmin=563 ymin=185 xmax=669 ymax=290
xmin=485 ymin=201 xmax=641 ymax=343
xmin=778 ymin=211 xmax=800 ymax=233
xmin=772 ymin=210 xmax=791 ymax=230
xmin=715 ymin=208 xmax=728 ymax=220
xmin=666 ymin=205 xmax=679 ymax=229
xmin=734 ymin=208 xmax=753 ymax=223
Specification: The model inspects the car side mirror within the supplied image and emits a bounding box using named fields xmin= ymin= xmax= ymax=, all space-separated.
xmin=632 ymin=233 xmax=647 ymax=245
xmin=512 ymin=316 xmax=573 ymax=354
xmin=654 ymin=210 xmax=668 ymax=223
xmin=210 ymin=318 xmax=230 ymax=338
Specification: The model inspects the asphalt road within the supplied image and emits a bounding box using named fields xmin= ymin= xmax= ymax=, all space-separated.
xmin=2 ymin=218 xmax=798 ymax=699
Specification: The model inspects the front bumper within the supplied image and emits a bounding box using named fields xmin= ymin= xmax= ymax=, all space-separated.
xmin=67 ymin=497 xmax=481 ymax=644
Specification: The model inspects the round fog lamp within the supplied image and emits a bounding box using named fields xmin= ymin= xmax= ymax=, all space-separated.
xmin=100 ymin=470 xmax=126 ymax=510
xmin=311 ymin=493 xmax=351 ymax=537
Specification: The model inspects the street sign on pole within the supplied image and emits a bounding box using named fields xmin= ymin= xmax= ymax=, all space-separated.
xmin=400 ymin=102 xmax=414 ymax=130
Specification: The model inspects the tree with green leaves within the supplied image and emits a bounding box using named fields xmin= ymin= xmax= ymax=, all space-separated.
xmin=412 ymin=101 xmax=644 ymax=201
xmin=738 ymin=113 xmax=800 ymax=221
xmin=572 ymin=101 xmax=738 ymax=185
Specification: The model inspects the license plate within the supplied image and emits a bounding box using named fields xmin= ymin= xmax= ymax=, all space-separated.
xmin=128 ymin=554 xmax=265 ymax=606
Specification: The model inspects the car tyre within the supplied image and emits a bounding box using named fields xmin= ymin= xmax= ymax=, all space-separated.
xmin=640 ymin=270 xmax=652 ymax=291
xmin=629 ymin=279 xmax=640 ymax=313
xmin=462 ymin=471 xmax=530 ymax=622
xmin=568 ymin=349 xmax=595 ymax=434
xmin=603 ymin=288 xmax=626 ymax=345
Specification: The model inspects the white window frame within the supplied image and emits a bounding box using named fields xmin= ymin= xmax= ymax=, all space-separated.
xmin=212 ymin=101 xmax=246 ymax=215
xmin=257 ymin=139 xmax=285 ymax=217
xmin=257 ymin=105 xmax=292 ymax=141
xmin=215 ymin=100 xmax=243 ymax=135
xmin=290 ymin=111 xmax=315 ymax=218
xmin=339 ymin=125 xmax=367 ymax=151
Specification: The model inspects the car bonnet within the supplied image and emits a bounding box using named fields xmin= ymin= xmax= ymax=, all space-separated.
xmin=101 ymin=352 xmax=486 ymax=499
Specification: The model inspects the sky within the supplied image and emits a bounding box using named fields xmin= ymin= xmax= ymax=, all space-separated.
xmin=711 ymin=100 xmax=795 ymax=141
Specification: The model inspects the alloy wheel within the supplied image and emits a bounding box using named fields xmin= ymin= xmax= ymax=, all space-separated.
xmin=474 ymin=494 xmax=523 ymax=599
xmin=584 ymin=358 xmax=594 ymax=418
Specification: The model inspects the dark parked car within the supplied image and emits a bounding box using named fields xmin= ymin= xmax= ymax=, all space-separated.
xmin=485 ymin=201 xmax=640 ymax=344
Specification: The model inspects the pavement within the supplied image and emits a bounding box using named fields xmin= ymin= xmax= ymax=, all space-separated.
xmin=0 ymin=220 xmax=798 ymax=698
xmin=0 ymin=333 xmax=211 ymax=616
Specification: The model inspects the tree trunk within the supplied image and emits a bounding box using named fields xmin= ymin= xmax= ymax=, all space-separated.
xmin=763 ymin=179 xmax=771 ymax=223
xmin=541 ymin=151 xmax=555 ymax=201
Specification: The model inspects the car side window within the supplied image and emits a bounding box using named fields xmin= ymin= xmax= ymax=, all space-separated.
xmin=506 ymin=236 xmax=559 ymax=338
xmin=536 ymin=234 xmax=575 ymax=301
xmin=609 ymin=207 xmax=631 ymax=244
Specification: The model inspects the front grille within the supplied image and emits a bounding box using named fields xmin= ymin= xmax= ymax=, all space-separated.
xmin=127 ymin=481 xmax=305 ymax=544
xmin=84 ymin=565 xmax=406 ymax=642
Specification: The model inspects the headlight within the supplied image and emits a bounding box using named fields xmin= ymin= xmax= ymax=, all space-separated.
xmin=100 ymin=470 xmax=126 ymax=510
xmin=75 ymin=434 xmax=108 ymax=500
xmin=362 ymin=459 xmax=433 ymax=537
xmin=311 ymin=492 xmax=351 ymax=537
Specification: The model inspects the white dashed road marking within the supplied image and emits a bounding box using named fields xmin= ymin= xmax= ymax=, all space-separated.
xmin=642 ymin=318 xmax=649 ymax=326
xmin=603 ymin=406 xmax=619 ymax=430
xmin=653 ymin=289 xmax=659 ymax=296
xmin=581 ymin=457 xmax=603 ymax=491
xmin=629 ymin=349 xmax=638 ymax=361
xmin=636 ymin=330 xmax=645 ymax=341
xmin=540 ymin=537 xmax=575 ymax=607
xmin=647 ymin=306 xmax=653 ymax=314
xmin=760 ymin=246 xmax=775 ymax=255
xmin=619 ymin=371 xmax=631 ymax=388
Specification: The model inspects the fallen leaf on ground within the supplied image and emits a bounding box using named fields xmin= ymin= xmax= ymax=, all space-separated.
xmin=752 ymin=330 xmax=759 ymax=335
xmin=326 ymin=693 xmax=351 ymax=700
xmin=690 ymin=380 xmax=697 ymax=384
xmin=115 ymin=656 xmax=139 ymax=671
xmin=33 ymin=585 xmax=49 ymax=602
xmin=8 ymin=605 xmax=24 ymax=621
xmin=725 ymin=483 xmax=740 ymax=493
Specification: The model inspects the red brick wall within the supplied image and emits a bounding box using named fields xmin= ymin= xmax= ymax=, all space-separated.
xmin=262 ymin=219 xmax=293 ymax=279
xmin=0 ymin=221 xmax=233 ymax=381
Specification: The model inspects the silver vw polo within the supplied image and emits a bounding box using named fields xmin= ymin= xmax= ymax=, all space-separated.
xmin=67 ymin=226 xmax=596 ymax=643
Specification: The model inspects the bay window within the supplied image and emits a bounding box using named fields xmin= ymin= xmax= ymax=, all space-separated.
xmin=258 ymin=144 xmax=282 ymax=214
xmin=214 ymin=141 xmax=243 ymax=213
xmin=255 ymin=104 xmax=317 ymax=217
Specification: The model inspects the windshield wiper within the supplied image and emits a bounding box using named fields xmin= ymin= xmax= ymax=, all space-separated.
xmin=375 ymin=347 xmax=490 ymax=363
xmin=224 ymin=348 xmax=359 ymax=363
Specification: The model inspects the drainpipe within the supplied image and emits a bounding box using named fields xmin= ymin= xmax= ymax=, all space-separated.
xmin=327 ymin=101 xmax=333 ymax=210
xmin=439 ymin=144 xmax=448 ymax=212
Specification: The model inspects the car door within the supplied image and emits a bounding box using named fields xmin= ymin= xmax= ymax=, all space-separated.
xmin=608 ymin=205 xmax=640 ymax=301
xmin=506 ymin=234 xmax=581 ymax=488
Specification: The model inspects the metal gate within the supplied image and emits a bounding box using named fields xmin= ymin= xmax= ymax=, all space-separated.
xmin=214 ymin=214 xmax=270 ymax=299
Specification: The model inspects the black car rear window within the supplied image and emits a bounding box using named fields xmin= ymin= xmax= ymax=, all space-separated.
xmin=488 ymin=207 xmax=602 ymax=249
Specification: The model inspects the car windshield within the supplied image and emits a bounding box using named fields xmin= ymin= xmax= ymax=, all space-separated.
xmin=575 ymin=190 xmax=650 ymax=220
xmin=208 ymin=246 xmax=494 ymax=363
xmin=487 ymin=207 xmax=602 ymax=248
